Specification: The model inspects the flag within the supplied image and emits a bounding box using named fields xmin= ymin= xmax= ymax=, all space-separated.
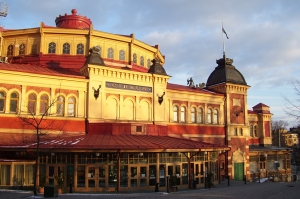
xmin=222 ymin=27 xmax=229 ymax=39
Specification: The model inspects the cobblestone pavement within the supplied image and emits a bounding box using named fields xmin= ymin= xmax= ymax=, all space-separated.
xmin=1 ymin=180 xmax=300 ymax=199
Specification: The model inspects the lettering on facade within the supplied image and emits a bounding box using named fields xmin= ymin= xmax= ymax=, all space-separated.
xmin=106 ymin=82 xmax=152 ymax=93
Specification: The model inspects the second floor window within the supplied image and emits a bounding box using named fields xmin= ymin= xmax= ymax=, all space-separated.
xmin=0 ymin=91 xmax=5 ymax=112
xmin=19 ymin=43 xmax=25 ymax=55
xmin=197 ymin=108 xmax=203 ymax=123
xmin=133 ymin=53 xmax=137 ymax=64
xmin=28 ymin=93 xmax=37 ymax=114
xmin=107 ymin=48 xmax=114 ymax=59
xmin=207 ymin=108 xmax=212 ymax=124
xmin=119 ymin=50 xmax=125 ymax=60
xmin=7 ymin=44 xmax=14 ymax=56
xmin=57 ymin=96 xmax=64 ymax=116
xmin=140 ymin=56 xmax=144 ymax=66
xmin=180 ymin=107 xmax=186 ymax=122
xmin=63 ymin=43 xmax=70 ymax=54
xmin=213 ymin=109 xmax=218 ymax=124
xmin=147 ymin=59 xmax=151 ymax=68
xmin=76 ymin=43 xmax=84 ymax=55
xmin=48 ymin=42 xmax=56 ymax=54
xmin=68 ymin=97 xmax=75 ymax=116
xmin=40 ymin=94 xmax=49 ymax=115
xmin=250 ymin=125 xmax=253 ymax=137
xmin=191 ymin=107 xmax=196 ymax=123
xmin=173 ymin=106 xmax=178 ymax=122
xmin=10 ymin=92 xmax=19 ymax=113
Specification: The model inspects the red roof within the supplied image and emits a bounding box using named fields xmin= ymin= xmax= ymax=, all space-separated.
xmin=0 ymin=63 xmax=85 ymax=79
xmin=0 ymin=133 xmax=228 ymax=151
xmin=253 ymin=103 xmax=269 ymax=108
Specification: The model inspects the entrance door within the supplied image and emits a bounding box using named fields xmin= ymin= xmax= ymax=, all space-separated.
xmin=87 ymin=165 xmax=107 ymax=190
xmin=48 ymin=165 xmax=64 ymax=186
xmin=167 ymin=165 xmax=181 ymax=186
xmin=234 ymin=163 xmax=244 ymax=181
xmin=129 ymin=165 xmax=147 ymax=188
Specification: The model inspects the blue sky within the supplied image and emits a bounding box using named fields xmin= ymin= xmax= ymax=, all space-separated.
xmin=3 ymin=0 xmax=300 ymax=128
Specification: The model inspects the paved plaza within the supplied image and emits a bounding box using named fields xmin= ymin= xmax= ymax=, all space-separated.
xmin=1 ymin=179 xmax=300 ymax=199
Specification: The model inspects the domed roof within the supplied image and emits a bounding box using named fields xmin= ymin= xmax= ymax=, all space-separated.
xmin=206 ymin=56 xmax=247 ymax=86
xmin=55 ymin=9 xmax=92 ymax=29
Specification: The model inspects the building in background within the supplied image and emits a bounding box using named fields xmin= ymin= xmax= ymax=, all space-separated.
xmin=0 ymin=9 xmax=291 ymax=192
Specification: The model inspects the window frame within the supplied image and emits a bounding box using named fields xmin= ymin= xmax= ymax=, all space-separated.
xmin=48 ymin=42 xmax=56 ymax=54
xmin=7 ymin=44 xmax=14 ymax=56
xmin=40 ymin=94 xmax=49 ymax=115
xmin=28 ymin=93 xmax=37 ymax=115
xmin=62 ymin=42 xmax=70 ymax=54
xmin=119 ymin=50 xmax=125 ymax=61
xmin=19 ymin=43 xmax=26 ymax=55
xmin=9 ymin=92 xmax=19 ymax=113
xmin=76 ymin=43 xmax=84 ymax=55
xmin=67 ymin=97 xmax=76 ymax=117
xmin=107 ymin=47 xmax=114 ymax=59
xmin=0 ymin=91 xmax=6 ymax=112
xmin=173 ymin=106 xmax=178 ymax=122
xmin=56 ymin=96 xmax=65 ymax=116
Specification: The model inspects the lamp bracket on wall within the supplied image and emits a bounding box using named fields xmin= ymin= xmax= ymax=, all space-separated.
xmin=92 ymin=85 xmax=101 ymax=99
xmin=157 ymin=92 xmax=165 ymax=105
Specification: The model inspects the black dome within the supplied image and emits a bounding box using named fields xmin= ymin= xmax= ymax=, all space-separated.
xmin=206 ymin=56 xmax=247 ymax=86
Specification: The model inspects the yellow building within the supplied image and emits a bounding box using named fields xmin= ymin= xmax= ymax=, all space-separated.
xmin=0 ymin=9 xmax=291 ymax=193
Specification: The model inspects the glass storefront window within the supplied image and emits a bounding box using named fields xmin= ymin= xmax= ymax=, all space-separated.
xmin=0 ymin=165 xmax=10 ymax=185
xmin=149 ymin=165 xmax=156 ymax=186
xmin=108 ymin=165 xmax=117 ymax=187
xmin=182 ymin=163 xmax=188 ymax=185
xmin=77 ymin=166 xmax=85 ymax=187
xmin=25 ymin=165 xmax=35 ymax=185
xmin=13 ymin=165 xmax=24 ymax=185
xmin=120 ymin=165 xmax=128 ymax=187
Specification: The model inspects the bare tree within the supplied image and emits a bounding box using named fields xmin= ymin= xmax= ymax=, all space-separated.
xmin=17 ymin=94 xmax=63 ymax=196
xmin=283 ymin=80 xmax=300 ymax=124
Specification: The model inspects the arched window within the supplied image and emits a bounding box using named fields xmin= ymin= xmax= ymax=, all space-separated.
xmin=140 ymin=56 xmax=144 ymax=66
xmin=119 ymin=50 xmax=125 ymax=60
xmin=7 ymin=44 xmax=14 ymax=56
xmin=10 ymin=92 xmax=18 ymax=113
xmin=107 ymin=47 xmax=114 ymax=59
xmin=76 ymin=43 xmax=84 ymax=55
xmin=197 ymin=107 xmax=203 ymax=123
xmin=19 ymin=43 xmax=25 ymax=55
xmin=0 ymin=91 xmax=5 ymax=112
xmin=180 ymin=106 xmax=186 ymax=122
xmin=68 ymin=97 xmax=76 ymax=116
xmin=56 ymin=96 xmax=64 ymax=116
xmin=40 ymin=94 xmax=49 ymax=115
xmin=28 ymin=93 xmax=37 ymax=114
xmin=250 ymin=125 xmax=253 ymax=137
xmin=63 ymin=42 xmax=70 ymax=54
xmin=133 ymin=53 xmax=137 ymax=64
xmin=147 ymin=59 xmax=151 ymax=68
xmin=173 ymin=106 xmax=178 ymax=122
xmin=191 ymin=107 xmax=196 ymax=123
xmin=207 ymin=108 xmax=212 ymax=124
xmin=48 ymin=42 xmax=56 ymax=54
xmin=213 ymin=109 xmax=218 ymax=124
xmin=254 ymin=125 xmax=258 ymax=137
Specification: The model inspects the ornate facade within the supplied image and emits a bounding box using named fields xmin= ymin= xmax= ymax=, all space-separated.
xmin=0 ymin=9 xmax=291 ymax=193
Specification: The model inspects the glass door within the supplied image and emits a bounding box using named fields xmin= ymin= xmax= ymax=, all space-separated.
xmin=129 ymin=165 xmax=148 ymax=188
xmin=87 ymin=165 xmax=107 ymax=190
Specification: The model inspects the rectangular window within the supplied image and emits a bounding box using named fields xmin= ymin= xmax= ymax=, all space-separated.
xmin=77 ymin=166 xmax=85 ymax=187
xmin=0 ymin=164 xmax=10 ymax=185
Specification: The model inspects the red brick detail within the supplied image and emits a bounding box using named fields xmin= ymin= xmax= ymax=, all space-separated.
xmin=190 ymin=137 xmax=224 ymax=145
xmin=167 ymin=124 xmax=224 ymax=135
xmin=147 ymin=124 xmax=168 ymax=136
xmin=190 ymin=102 xmax=205 ymax=107
xmin=26 ymin=86 xmax=51 ymax=93
xmin=248 ymin=138 xmax=260 ymax=144
xmin=230 ymin=93 xmax=245 ymax=124
xmin=55 ymin=88 xmax=78 ymax=96
xmin=106 ymin=93 xmax=120 ymax=100
xmin=264 ymin=121 xmax=270 ymax=137
xmin=207 ymin=104 xmax=220 ymax=109
xmin=139 ymin=97 xmax=152 ymax=103
xmin=172 ymin=100 xmax=188 ymax=107
xmin=88 ymin=123 xmax=131 ymax=135
xmin=0 ymin=83 xmax=22 ymax=91
xmin=0 ymin=116 xmax=85 ymax=132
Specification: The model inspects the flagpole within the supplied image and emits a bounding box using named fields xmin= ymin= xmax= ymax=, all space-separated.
xmin=222 ymin=22 xmax=225 ymax=59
